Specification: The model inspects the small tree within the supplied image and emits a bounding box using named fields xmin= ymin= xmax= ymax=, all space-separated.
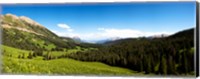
xmin=33 ymin=51 xmax=37 ymax=57
xmin=27 ymin=52 xmax=33 ymax=59
xmin=21 ymin=53 xmax=25 ymax=59
xmin=47 ymin=52 xmax=52 ymax=60
xmin=18 ymin=55 xmax=21 ymax=59
xmin=159 ymin=56 xmax=167 ymax=75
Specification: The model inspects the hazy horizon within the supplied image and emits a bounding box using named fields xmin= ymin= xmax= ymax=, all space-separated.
xmin=1 ymin=2 xmax=196 ymax=42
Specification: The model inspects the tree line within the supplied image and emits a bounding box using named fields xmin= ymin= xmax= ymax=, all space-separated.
xmin=66 ymin=28 xmax=194 ymax=75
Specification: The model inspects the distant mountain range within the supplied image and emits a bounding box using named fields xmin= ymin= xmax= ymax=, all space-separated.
xmin=90 ymin=34 xmax=169 ymax=44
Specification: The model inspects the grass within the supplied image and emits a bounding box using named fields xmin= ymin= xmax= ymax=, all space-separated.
xmin=2 ymin=45 xmax=140 ymax=75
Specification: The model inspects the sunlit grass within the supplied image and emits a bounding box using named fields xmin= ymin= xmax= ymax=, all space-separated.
xmin=2 ymin=45 xmax=138 ymax=75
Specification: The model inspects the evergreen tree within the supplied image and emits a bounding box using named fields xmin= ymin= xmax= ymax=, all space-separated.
xmin=159 ymin=56 xmax=167 ymax=75
xmin=27 ymin=52 xmax=33 ymax=59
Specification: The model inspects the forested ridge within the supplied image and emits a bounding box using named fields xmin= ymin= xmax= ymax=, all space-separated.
xmin=67 ymin=28 xmax=195 ymax=75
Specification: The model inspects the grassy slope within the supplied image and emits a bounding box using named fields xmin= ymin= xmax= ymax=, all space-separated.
xmin=2 ymin=45 xmax=139 ymax=75
xmin=43 ymin=46 xmax=81 ymax=57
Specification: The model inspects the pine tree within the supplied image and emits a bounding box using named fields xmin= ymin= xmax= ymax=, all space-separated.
xmin=159 ymin=56 xmax=167 ymax=75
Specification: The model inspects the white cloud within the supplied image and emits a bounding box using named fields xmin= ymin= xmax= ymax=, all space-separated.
xmin=51 ymin=28 xmax=174 ymax=42
xmin=97 ymin=28 xmax=143 ymax=38
xmin=57 ymin=23 xmax=73 ymax=32
xmin=57 ymin=24 xmax=70 ymax=29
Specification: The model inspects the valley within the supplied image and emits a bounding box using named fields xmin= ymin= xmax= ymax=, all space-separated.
xmin=0 ymin=13 xmax=195 ymax=76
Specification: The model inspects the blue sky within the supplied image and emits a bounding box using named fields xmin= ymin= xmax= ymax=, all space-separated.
xmin=1 ymin=2 xmax=196 ymax=42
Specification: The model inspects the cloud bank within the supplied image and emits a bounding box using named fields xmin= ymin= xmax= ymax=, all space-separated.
xmin=51 ymin=26 xmax=174 ymax=42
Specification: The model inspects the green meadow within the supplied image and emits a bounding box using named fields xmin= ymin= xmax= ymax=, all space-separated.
xmin=2 ymin=45 xmax=140 ymax=75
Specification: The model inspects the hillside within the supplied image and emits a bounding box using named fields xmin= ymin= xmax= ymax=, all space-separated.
xmin=2 ymin=45 xmax=138 ymax=75
xmin=167 ymin=28 xmax=194 ymax=39
xmin=1 ymin=13 xmax=138 ymax=75
xmin=1 ymin=13 xmax=76 ymax=51
xmin=103 ymin=28 xmax=194 ymax=45
xmin=67 ymin=28 xmax=195 ymax=75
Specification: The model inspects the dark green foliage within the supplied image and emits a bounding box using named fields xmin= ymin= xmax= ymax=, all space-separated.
xmin=42 ymin=52 xmax=57 ymax=60
xmin=33 ymin=52 xmax=37 ymax=57
xmin=54 ymin=47 xmax=64 ymax=51
xmin=33 ymin=50 xmax=43 ymax=56
xmin=78 ymin=43 xmax=103 ymax=48
xmin=18 ymin=55 xmax=21 ymax=59
xmin=159 ymin=56 xmax=167 ymax=75
xmin=67 ymin=28 xmax=194 ymax=75
xmin=27 ymin=52 xmax=33 ymax=59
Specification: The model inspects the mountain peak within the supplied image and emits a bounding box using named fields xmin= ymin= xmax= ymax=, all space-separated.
xmin=4 ymin=13 xmax=44 ymax=28
xmin=5 ymin=13 xmax=19 ymax=20
xmin=1 ymin=13 xmax=54 ymax=37
xmin=19 ymin=16 xmax=44 ymax=28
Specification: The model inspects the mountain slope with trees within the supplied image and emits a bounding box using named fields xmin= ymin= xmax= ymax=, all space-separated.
xmin=67 ymin=28 xmax=195 ymax=75
xmin=1 ymin=13 xmax=76 ymax=51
